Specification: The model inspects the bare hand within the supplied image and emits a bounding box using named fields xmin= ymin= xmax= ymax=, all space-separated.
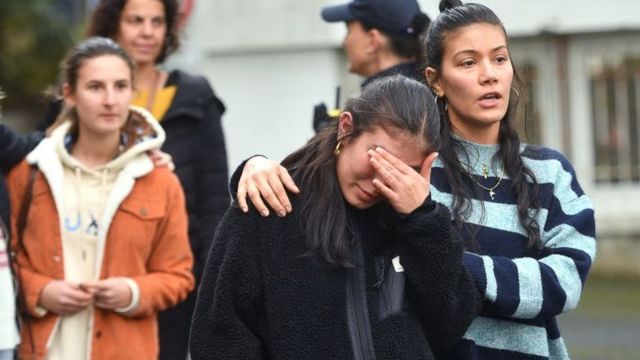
xmin=81 ymin=278 xmax=132 ymax=310
xmin=368 ymin=147 xmax=439 ymax=214
xmin=237 ymin=156 xmax=300 ymax=217
xmin=38 ymin=280 xmax=93 ymax=315
xmin=148 ymin=149 xmax=175 ymax=171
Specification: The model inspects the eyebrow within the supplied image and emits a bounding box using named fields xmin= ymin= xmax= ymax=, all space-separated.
xmin=369 ymin=144 xmax=422 ymax=172
xmin=454 ymin=45 xmax=508 ymax=57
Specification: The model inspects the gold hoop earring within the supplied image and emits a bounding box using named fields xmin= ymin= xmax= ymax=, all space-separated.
xmin=334 ymin=140 xmax=343 ymax=156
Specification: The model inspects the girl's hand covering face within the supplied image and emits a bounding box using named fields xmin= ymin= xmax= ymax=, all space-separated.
xmin=368 ymin=147 xmax=438 ymax=214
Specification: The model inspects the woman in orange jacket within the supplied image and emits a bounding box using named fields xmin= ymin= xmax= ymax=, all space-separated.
xmin=7 ymin=37 xmax=194 ymax=360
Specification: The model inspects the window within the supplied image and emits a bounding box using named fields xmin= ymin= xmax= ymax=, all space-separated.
xmin=512 ymin=62 xmax=542 ymax=145
xmin=590 ymin=57 xmax=640 ymax=183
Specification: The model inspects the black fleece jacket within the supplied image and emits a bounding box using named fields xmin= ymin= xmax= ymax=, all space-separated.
xmin=190 ymin=195 xmax=481 ymax=360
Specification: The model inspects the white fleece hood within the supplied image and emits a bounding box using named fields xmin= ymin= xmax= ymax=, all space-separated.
xmin=49 ymin=105 xmax=165 ymax=173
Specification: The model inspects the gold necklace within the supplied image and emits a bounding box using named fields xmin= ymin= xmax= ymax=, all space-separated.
xmin=470 ymin=164 xmax=503 ymax=200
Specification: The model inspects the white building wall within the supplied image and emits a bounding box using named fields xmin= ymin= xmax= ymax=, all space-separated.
xmin=177 ymin=0 xmax=640 ymax=169
xmin=201 ymin=49 xmax=347 ymax=167
xmin=174 ymin=0 xmax=359 ymax=168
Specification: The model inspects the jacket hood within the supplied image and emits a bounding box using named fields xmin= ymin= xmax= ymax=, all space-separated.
xmin=28 ymin=106 xmax=165 ymax=178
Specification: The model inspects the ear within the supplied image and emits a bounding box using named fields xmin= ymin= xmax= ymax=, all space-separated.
xmin=365 ymin=28 xmax=383 ymax=54
xmin=337 ymin=112 xmax=354 ymax=140
xmin=425 ymin=67 xmax=443 ymax=97
xmin=62 ymin=83 xmax=75 ymax=108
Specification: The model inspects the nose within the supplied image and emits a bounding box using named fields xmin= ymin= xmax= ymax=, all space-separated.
xmin=104 ymin=87 xmax=117 ymax=106
xmin=141 ymin=20 xmax=153 ymax=36
xmin=479 ymin=60 xmax=498 ymax=85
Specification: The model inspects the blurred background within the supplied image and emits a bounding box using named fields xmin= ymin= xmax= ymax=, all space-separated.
xmin=1 ymin=1 xmax=639 ymax=358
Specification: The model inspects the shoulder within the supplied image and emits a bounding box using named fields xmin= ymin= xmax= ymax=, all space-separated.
xmin=521 ymin=144 xmax=579 ymax=178
xmin=522 ymin=144 xmax=573 ymax=166
xmin=221 ymin=194 xmax=303 ymax=242
xmin=521 ymin=144 xmax=590 ymax=200
xmin=170 ymin=70 xmax=214 ymax=97
xmin=6 ymin=159 xmax=33 ymax=185
xmin=169 ymin=70 xmax=225 ymax=114
xmin=135 ymin=166 xmax=183 ymax=194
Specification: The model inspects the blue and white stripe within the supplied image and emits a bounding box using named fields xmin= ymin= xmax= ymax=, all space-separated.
xmin=431 ymin=141 xmax=596 ymax=360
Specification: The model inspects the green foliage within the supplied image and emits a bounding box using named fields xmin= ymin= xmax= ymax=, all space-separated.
xmin=0 ymin=0 xmax=83 ymax=115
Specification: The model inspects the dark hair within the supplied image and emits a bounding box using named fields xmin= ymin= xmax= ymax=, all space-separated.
xmin=363 ymin=13 xmax=431 ymax=60
xmin=282 ymin=75 xmax=441 ymax=267
xmin=48 ymin=37 xmax=151 ymax=148
xmin=87 ymin=0 xmax=180 ymax=64
xmin=423 ymin=0 xmax=541 ymax=250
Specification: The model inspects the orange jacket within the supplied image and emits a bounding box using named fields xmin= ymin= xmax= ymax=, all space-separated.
xmin=7 ymin=153 xmax=194 ymax=359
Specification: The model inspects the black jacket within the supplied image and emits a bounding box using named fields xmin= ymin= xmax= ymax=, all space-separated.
xmin=0 ymin=124 xmax=42 ymax=226
xmin=160 ymin=70 xmax=229 ymax=277
xmin=361 ymin=61 xmax=423 ymax=88
xmin=155 ymin=70 xmax=229 ymax=360
xmin=190 ymin=195 xmax=481 ymax=360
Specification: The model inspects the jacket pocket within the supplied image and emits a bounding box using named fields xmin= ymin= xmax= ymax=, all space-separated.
xmin=115 ymin=198 xmax=166 ymax=259
xmin=374 ymin=254 xmax=407 ymax=321
xmin=120 ymin=199 xmax=165 ymax=221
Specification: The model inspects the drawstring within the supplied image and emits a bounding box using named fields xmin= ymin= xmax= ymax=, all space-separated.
xmin=101 ymin=169 xmax=108 ymax=197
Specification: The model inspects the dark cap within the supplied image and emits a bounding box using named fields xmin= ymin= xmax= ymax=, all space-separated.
xmin=321 ymin=0 xmax=423 ymax=36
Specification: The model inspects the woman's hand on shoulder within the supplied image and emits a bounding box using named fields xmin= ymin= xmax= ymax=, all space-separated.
xmin=368 ymin=147 xmax=438 ymax=215
xmin=147 ymin=149 xmax=175 ymax=170
xmin=237 ymin=156 xmax=299 ymax=217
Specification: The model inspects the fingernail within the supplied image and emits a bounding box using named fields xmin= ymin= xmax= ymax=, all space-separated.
xmin=278 ymin=211 xmax=286 ymax=217
xmin=261 ymin=210 xmax=269 ymax=216
xmin=285 ymin=205 xmax=292 ymax=212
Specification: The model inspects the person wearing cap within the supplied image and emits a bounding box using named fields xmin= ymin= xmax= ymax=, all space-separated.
xmin=313 ymin=0 xmax=431 ymax=132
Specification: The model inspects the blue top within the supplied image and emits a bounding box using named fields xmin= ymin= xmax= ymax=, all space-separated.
xmin=431 ymin=137 xmax=596 ymax=360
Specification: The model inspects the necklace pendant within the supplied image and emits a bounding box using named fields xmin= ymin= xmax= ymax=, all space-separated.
xmin=489 ymin=190 xmax=496 ymax=200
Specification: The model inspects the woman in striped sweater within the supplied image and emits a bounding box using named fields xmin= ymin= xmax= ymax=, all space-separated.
xmin=229 ymin=1 xmax=596 ymax=359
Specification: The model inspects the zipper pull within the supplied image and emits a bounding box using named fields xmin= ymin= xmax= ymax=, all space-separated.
xmin=373 ymin=260 xmax=386 ymax=288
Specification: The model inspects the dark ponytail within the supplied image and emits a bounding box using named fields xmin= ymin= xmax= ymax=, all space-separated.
xmin=423 ymin=0 xmax=542 ymax=250
xmin=363 ymin=11 xmax=431 ymax=60
xmin=439 ymin=0 xmax=463 ymax=12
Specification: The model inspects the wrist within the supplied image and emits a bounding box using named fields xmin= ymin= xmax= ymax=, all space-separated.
xmin=114 ymin=278 xmax=140 ymax=314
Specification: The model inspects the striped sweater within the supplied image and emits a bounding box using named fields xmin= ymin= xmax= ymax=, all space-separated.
xmin=431 ymin=139 xmax=596 ymax=360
